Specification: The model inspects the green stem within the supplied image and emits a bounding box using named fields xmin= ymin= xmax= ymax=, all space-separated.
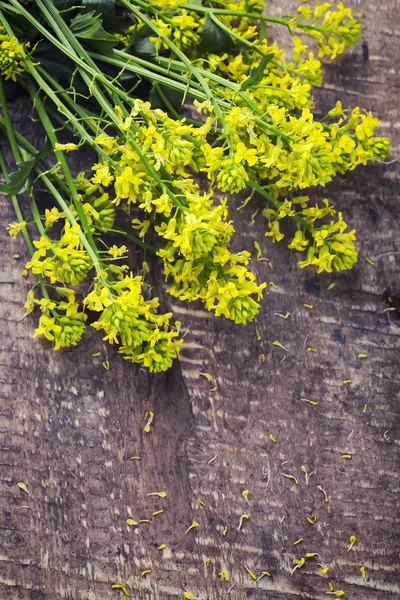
xmin=0 ymin=149 xmax=33 ymax=254
xmin=0 ymin=80 xmax=50 ymax=300
xmin=180 ymin=3 xmax=292 ymax=28
xmin=249 ymin=180 xmax=311 ymax=232
xmin=111 ymin=227 xmax=157 ymax=253
xmin=93 ymin=49 xmax=209 ymax=101
xmin=0 ymin=83 xmax=21 ymax=162
xmin=27 ymin=81 xmax=101 ymax=256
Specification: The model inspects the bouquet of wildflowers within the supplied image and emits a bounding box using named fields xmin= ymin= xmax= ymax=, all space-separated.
xmin=0 ymin=0 xmax=390 ymax=371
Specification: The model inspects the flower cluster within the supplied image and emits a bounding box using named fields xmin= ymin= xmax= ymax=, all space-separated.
xmin=107 ymin=1 xmax=389 ymax=277
xmin=79 ymin=101 xmax=266 ymax=323
xmin=27 ymin=289 xmax=87 ymax=351
xmin=156 ymin=195 xmax=266 ymax=324
xmin=26 ymin=222 xmax=91 ymax=286
xmin=0 ymin=33 xmax=28 ymax=81
xmin=268 ymin=196 xmax=359 ymax=273
xmin=85 ymin=275 xmax=181 ymax=372
xmin=150 ymin=10 xmax=203 ymax=51
xmin=293 ymin=1 xmax=361 ymax=59
xmin=20 ymin=212 xmax=181 ymax=369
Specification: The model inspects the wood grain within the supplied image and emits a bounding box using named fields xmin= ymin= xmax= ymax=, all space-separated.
xmin=1 ymin=2 xmax=399 ymax=598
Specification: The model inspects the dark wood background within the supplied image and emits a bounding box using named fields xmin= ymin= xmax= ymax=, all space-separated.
xmin=1 ymin=1 xmax=399 ymax=598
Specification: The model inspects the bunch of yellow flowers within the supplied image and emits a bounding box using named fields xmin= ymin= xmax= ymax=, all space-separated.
xmin=0 ymin=0 xmax=391 ymax=372
xmin=0 ymin=32 xmax=28 ymax=81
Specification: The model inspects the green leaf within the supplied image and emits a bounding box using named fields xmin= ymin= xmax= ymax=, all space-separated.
xmin=131 ymin=36 xmax=157 ymax=58
xmin=54 ymin=0 xmax=122 ymax=30
xmin=127 ymin=23 xmax=152 ymax=45
xmin=239 ymin=53 xmax=274 ymax=91
xmin=259 ymin=18 xmax=267 ymax=43
xmin=200 ymin=13 xmax=234 ymax=54
xmin=69 ymin=10 xmax=117 ymax=51
xmin=0 ymin=158 xmax=36 ymax=196
xmin=0 ymin=140 xmax=51 ymax=196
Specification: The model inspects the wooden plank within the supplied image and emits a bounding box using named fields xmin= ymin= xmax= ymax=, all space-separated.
xmin=0 ymin=2 xmax=399 ymax=599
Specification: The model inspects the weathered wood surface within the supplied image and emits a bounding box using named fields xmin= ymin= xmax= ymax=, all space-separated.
xmin=1 ymin=1 xmax=399 ymax=599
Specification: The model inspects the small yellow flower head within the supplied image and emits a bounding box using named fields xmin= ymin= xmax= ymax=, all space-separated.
xmin=7 ymin=221 xmax=27 ymax=239
xmin=88 ymin=275 xmax=181 ymax=372
xmin=26 ymin=222 xmax=91 ymax=286
xmin=54 ymin=143 xmax=79 ymax=152
xmin=216 ymin=159 xmax=249 ymax=194
xmin=289 ymin=230 xmax=309 ymax=252
xmin=0 ymin=35 xmax=28 ymax=81
xmin=38 ymin=298 xmax=57 ymax=311
xmin=44 ymin=207 xmax=64 ymax=228
xmin=92 ymin=163 xmax=114 ymax=187
xmin=94 ymin=133 xmax=116 ymax=153
xmin=108 ymin=245 xmax=127 ymax=259
xmin=33 ymin=302 xmax=87 ymax=351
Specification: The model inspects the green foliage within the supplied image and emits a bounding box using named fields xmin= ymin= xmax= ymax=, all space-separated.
xmin=200 ymin=13 xmax=234 ymax=54
xmin=69 ymin=10 xmax=118 ymax=51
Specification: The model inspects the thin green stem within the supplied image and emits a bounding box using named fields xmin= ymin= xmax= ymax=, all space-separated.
xmin=0 ymin=81 xmax=50 ymax=299
xmin=249 ymin=180 xmax=311 ymax=231
xmin=93 ymin=50 xmax=208 ymax=100
xmin=0 ymin=149 xmax=33 ymax=254
xmin=111 ymin=227 xmax=157 ymax=253
xmin=180 ymin=3 xmax=292 ymax=28
xmin=0 ymin=82 xmax=21 ymax=162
